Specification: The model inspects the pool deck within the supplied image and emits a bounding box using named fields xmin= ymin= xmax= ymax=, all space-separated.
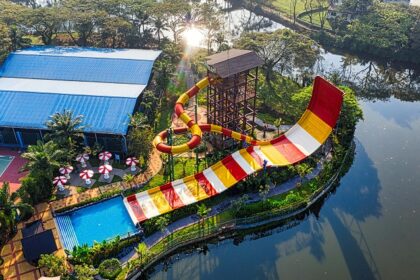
xmin=50 ymin=149 xmax=162 ymax=212
xmin=0 ymin=148 xmax=28 ymax=193
xmin=0 ymin=148 xmax=162 ymax=280
xmin=0 ymin=203 xmax=66 ymax=280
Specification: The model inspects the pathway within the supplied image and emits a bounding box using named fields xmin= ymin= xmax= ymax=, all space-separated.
xmin=50 ymin=149 xmax=162 ymax=212
xmin=0 ymin=203 xmax=66 ymax=280
xmin=122 ymin=155 xmax=327 ymax=263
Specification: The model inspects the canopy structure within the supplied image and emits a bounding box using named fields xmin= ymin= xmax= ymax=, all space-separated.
xmin=124 ymin=76 xmax=343 ymax=223
xmin=0 ymin=46 xmax=161 ymax=135
xmin=21 ymin=220 xmax=57 ymax=264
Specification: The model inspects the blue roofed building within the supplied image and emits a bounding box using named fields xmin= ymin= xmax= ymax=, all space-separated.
xmin=0 ymin=46 xmax=161 ymax=153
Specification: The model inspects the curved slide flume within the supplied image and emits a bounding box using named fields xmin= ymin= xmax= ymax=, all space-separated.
xmin=124 ymin=76 xmax=344 ymax=224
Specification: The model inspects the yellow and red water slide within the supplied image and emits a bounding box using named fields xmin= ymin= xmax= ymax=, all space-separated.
xmin=124 ymin=76 xmax=343 ymax=223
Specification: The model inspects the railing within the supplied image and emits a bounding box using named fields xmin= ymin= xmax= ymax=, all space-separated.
xmin=126 ymin=142 xmax=354 ymax=279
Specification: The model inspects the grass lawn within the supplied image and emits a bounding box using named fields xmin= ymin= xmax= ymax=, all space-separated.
xmin=144 ymin=157 xmax=207 ymax=190
xmin=272 ymin=0 xmax=306 ymax=17
xmin=300 ymin=11 xmax=332 ymax=30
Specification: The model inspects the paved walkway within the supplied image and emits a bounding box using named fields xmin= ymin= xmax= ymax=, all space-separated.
xmin=50 ymin=149 xmax=162 ymax=212
xmin=0 ymin=203 xmax=66 ymax=280
xmin=122 ymin=156 xmax=327 ymax=264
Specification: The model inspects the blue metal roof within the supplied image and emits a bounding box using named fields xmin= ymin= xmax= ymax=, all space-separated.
xmin=0 ymin=53 xmax=154 ymax=85
xmin=0 ymin=91 xmax=135 ymax=134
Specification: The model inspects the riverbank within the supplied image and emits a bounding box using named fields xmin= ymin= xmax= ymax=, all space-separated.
xmin=230 ymin=0 xmax=420 ymax=68
xmin=123 ymin=139 xmax=356 ymax=279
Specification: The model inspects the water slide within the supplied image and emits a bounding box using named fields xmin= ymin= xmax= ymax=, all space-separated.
xmin=124 ymin=76 xmax=343 ymax=224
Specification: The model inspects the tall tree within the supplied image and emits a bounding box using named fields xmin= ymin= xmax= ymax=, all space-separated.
xmin=45 ymin=110 xmax=85 ymax=159
xmin=27 ymin=6 xmax=62 ymax=45
xmin=22 ymin=140 xmax=64 ymax=178
xmin=61 ymin=0 xmax=107 ymax=46
xmin=0 ymin=182 xmax=34 ymax=244
xmin=235 ymin=29 xmax=320 ymax=83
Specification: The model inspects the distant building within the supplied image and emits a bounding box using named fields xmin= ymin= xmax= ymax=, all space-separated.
xmin=0 ymin=46 xmax=161 ymax=154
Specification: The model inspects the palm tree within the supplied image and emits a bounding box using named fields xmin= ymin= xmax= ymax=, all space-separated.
xmin=196 ymin=204 xmax=211 ymax=234
xmin=22 ymin=141 xmax=64 ymax=178
xmin=0 ymin=182 xmax=34 ymax=244
xmin=153 ymin=17 xmax=168 ymax=46
xmin=123 ymin=174 xmax=136 ymax=188
xmin=45 ymin=110 xmax=85 ymax=160
xmin=45 ymin=110 xmax=85 ymax=144
xmin=135 ymin=243 xmax=149 ymax=264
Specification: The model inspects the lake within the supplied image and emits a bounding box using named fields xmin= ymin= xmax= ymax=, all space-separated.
xmin=148 ymin=4 xmax=420 ymax=280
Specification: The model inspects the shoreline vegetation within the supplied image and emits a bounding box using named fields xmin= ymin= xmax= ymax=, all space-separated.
xmin=233 ymin=0 xmax=420 ymax=68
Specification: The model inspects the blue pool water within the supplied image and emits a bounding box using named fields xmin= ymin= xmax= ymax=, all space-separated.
xmin=0 ymin=155 xmax=14 ymax=177
xmin=56 ymin=196 xmax=137 ymax=248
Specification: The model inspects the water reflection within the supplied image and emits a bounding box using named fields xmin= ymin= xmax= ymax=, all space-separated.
xmin=149 ymin=138 xmax=384 ymax=279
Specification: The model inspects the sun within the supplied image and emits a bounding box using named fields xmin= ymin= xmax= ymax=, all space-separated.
xmin=182 ymin=26 xmax=205 ymax=48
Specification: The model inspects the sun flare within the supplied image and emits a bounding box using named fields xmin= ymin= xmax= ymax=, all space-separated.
xmin=182 ymin=27 xmax=205 ymax=48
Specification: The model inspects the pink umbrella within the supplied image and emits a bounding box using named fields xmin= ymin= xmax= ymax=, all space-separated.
xmin=59 ymin=166 xmax=74 ymax=179
xmin=80 ymin=169 xmax=94 ymax=185
xmin=76 ymin=154 xmax=89 ymax=168
xmin=99 ymin=164 xmax=113 ymax=179
xmin=53 ymin=176 xmax=67 ymax=191
xmin=99 ymin=151 xmax=112 ymax=164
xmin=126 ymin=157 xmax=139 ymax=172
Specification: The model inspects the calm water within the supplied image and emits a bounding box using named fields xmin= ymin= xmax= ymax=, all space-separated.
xmin=69 ymin=196 xmax=137 ymax=246
xmin=148 ymin=5 xmax=420 ymax=280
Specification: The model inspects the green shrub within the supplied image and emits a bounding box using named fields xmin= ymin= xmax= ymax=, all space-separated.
xmin=73 ymin=264 xmax=98 ymax=280
xmin=98 ymin=259 xmax=122 ymax=280
xmin=38 ymin=254 xmax=68 ymax=277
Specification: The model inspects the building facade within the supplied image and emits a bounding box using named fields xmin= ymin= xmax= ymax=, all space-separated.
xmin=0 ymin=46 xmax=161 ymax=155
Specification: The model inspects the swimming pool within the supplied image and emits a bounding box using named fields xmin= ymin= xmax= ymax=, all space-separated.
xmin=0 ymin=155 xmax=14 ymax=177
xmin=55 ymin=196 xmax=138 ymax=250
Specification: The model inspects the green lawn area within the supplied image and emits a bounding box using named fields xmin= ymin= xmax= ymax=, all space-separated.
xmin=300 ymin=11 xmax=332 ymax=30
xmin=144 ymin=157 xmax=207 ymax=190
xmin=272 ymin=0 xmax=306 ymax=16
xmin=271 ymin=0 xmax=331 ymax=30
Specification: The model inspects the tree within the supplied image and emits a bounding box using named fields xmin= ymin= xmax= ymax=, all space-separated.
xmin=27 ymin=6 xmax=62 ymax=45
xmin=258 ymin=182 xmax=270 ymax=205
xmin=61 ymin=0 xmax=107 ymax=46
xmin=231 ymin=194 xmax=249 ymax=217
xmin=294 ymin=162 xmax=313 ymax=185
xmin=235 ymin=29 xmax=320 ymax=84
xmin=0 ymin=182 xmax=34 ymax=244
xmin=303 ymin=0 xmax=315 ymax=24
xmin=127 ymin=113 xmax=154 ymax=167
xmin=291 ymin=0 xmax=300 ymax=24
xmin=273 ymin=118 xmax=282 ymax=136
xmin=123 ymin=173 xmax=136 ymax=188
xmin=38 ymin=254 xmax=68 ymax=277
xmin=155 ymin=215 xmax=169 ymax=245
xmin=45 ymin=110 xmax=85 ymax=161
xmin=135 ymin=243 xmax=149 ymax=264
xmin=0 ymin=23 xmax=11 ymax=63
xmin=73 ymin=264 xmax=98 ymax=280
xmin=22 ymin=141 xmax=64 ymax=178
xmin=196 ymin=203 xmax=211 ymax=232
xmin=196 ymin=2 xmax=223 ymax=53
xmin=20 ymin=141 xmax=64 ymax=204
xmin=139 ymin=91 xmax=159 ymax=126
xmin=156 ymin=0 xmax=189 ymax=44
